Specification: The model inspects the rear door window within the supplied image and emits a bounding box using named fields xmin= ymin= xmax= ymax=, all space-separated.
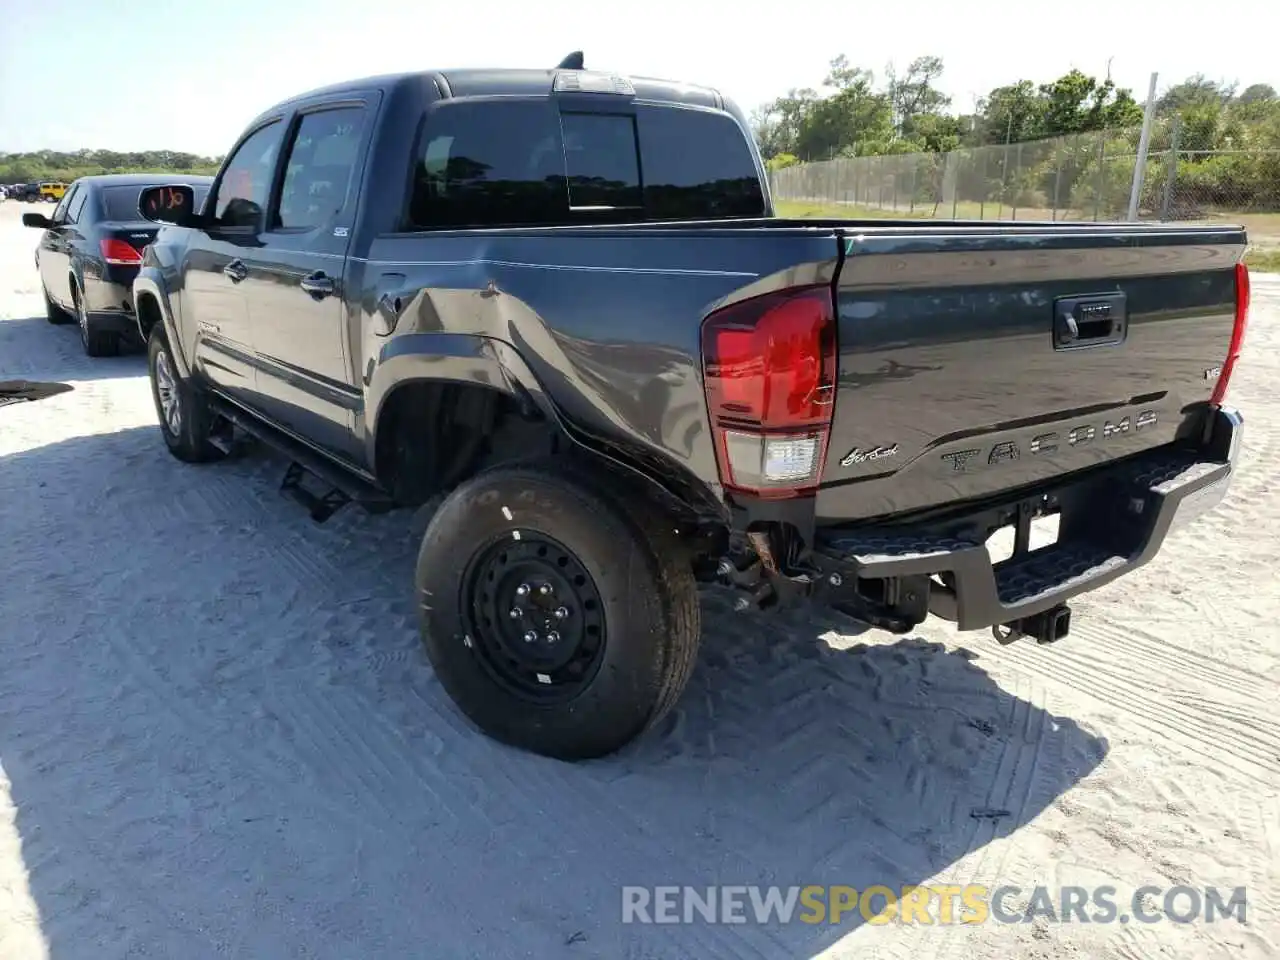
xmin=274 ymin=106 xmax=367 ymax=230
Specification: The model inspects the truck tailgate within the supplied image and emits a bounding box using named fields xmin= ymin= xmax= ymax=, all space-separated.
xmin=817 ymin=224 xmax=1246 ymax=523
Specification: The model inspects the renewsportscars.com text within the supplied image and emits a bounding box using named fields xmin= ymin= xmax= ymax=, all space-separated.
xmin=621 ymin=884 xmax=1248 ymax=926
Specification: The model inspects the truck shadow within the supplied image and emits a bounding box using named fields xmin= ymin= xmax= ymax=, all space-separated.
xmin=0 ymin=316 xmax=146 ymax=384
xmin=0 ymin=427 xmax=1107 ymax=960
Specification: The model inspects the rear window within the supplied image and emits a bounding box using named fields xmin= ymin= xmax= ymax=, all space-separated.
xmin=562 ymin=113 xmax=641 ymax=210
xmin=635 ymin=106 xmax=766 ymax=219
xmin=101 ymin=183 xmax=211 ymax=222
xmin=406 ymin=99 xmax=764 ymax=230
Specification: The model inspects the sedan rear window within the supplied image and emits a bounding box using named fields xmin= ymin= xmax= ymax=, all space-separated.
xmin=101 ymin=183 xmax=211 ymax=222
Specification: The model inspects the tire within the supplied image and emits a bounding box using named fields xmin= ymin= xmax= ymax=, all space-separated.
xmin=416 ymin=460 xmax=701 ymax=760
xmin=73 ymin=282 xmax=118 ymax=357
xmin=147 ymin=327 xmax=222 ymax=463
xmin=43 ymin=286 xmax=72 ymax=325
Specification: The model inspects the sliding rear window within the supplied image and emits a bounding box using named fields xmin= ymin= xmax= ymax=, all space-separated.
xmin=405 ymin=98 xmax=763 ymax=230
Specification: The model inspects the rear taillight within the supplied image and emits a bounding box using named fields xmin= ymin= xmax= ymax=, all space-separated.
xmin=1210 ymin=261 xmax=1250 ymax=407
xmin=701 ymin=284 xmax=836 ymax=499
xmin=100 ymin=238 xmax=143 ymax=266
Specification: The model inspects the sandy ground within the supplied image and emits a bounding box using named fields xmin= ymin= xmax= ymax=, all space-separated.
xmin=0 ymin=197 xmax=1277 ymax=960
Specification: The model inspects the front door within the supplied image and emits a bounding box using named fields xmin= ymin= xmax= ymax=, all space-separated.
xmin=240 ymin=100 xmax=375 ymax=462
xmin=182 ymin=119 xmax=287 ymax=403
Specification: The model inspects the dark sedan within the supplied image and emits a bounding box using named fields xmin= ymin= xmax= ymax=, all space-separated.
xmin=24 ymin=173 xmax=213 ymax=356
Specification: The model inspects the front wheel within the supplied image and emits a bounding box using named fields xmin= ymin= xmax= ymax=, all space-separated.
xmin=416 ymin=461 xmax=701 ymax=760
xmin=147 ymin=328 xmax=222 ymax=463
xmin=43 ymin=286 xmax=72 ymax=325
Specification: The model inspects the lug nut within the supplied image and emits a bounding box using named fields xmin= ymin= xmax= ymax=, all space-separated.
xmin=539 ymin=583 xmax=554 ymax=596
xmin=547 ymin=630 xmax=561 ymax=643
xmin=516 ymin=583 xmax=531 ymax=597
xmin=554 ymin=606 xmax=569 ymax=620
xmin=828 ymin=573 xmax=843 ymax=587
xmin=523 ymin=630 xmax=538 ymax=643
xmin=509 ymin=608 xmax=523 ymax=619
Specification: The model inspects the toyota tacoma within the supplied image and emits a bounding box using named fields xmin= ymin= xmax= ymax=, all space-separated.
xmin=132 ymin=53 xmax=1250 ymax=759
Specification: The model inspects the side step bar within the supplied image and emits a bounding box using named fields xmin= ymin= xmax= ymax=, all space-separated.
xmin=207 ymin=396 xmax=395 ymax=523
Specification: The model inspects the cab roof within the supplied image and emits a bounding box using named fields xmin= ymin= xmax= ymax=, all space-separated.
xmin=269 ymin=66 xmax=724 ymax=114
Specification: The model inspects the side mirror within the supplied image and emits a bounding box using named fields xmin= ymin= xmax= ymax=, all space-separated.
xmin=138 ymin=184 xmax=197 ymax=226
xmin=22 ymin=212 xmax=51 ymax=229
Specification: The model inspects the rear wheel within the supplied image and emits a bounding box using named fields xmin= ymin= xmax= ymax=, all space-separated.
xmin=416 ymin=460 xmax=700 ymax=759
xmin=148 ymin=327 xmax=222 ymax=463
xmin=73 ymin=282 xmax=118 ymax=357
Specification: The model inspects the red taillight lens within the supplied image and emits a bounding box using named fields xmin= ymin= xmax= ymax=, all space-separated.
xmin=1210 ymin=261 xmax=1250 ymax=407
xmin=701 ymin=285 xmax=836 ymax=498
xmin=100 ymin=238 xmax=143 ymax=265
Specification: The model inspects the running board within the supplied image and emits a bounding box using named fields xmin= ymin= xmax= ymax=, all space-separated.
xmin=281 ymin=462 xmax=351 ymax=523
xmin=207 ymin=396 xmax=394 ymax=522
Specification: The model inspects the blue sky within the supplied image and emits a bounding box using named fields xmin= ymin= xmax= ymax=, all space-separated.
xmin=1 ymin=0 xmax=1275 ymax=156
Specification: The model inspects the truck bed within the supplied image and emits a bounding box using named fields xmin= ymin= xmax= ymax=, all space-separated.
xmin=363 ymin=216 xmax=1245 ymax=526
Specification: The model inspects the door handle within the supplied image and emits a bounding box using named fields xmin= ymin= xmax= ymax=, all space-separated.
xmin=223 ymin=259 xmax=248 ymax=283
xmin=300 ymin=271 xmax=335 ymax=300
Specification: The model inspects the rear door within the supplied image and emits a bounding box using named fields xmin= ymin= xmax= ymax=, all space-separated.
xmin=182 ymin=120 xmax=286 ymax=404
xmin=818 ymin=225 xmax=1244 ymax=523
xmin=239 ymin=98 xmax=376 ymax=460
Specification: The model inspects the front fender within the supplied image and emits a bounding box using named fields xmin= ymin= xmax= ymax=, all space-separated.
xmin=132 ymin=268 xmax=190 ymax=378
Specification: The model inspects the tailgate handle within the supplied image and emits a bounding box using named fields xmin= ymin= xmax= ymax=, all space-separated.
xmin=1054 ymin=293 xmax=1127 ymax=349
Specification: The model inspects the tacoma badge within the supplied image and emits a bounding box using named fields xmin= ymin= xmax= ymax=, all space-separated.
xmin=841 ymin=444 xmax=899 ymax=467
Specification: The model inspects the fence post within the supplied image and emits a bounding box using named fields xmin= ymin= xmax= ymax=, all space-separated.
xmin=998 ymin=142 xmax=1010 ymax=219
xmin=1052 ymin=154 xmax=1062 ymax=221
xmin=1011 ymin=142 xmax=1023 ymax=220
xmin=1127 ymin=71 xmax=1160 ymax=221
xmin=1160 ymin=117 xmax=1182 ymax=221
xmin=951 ymin=152 xmax=959 ymax=219
xmin=909 ymin=163 xmax=917 ymax=213
xmin=979 ymin=149 xmax=987 ymax=220
xmin=1093 ymin=137 xmax=1105 ymax=221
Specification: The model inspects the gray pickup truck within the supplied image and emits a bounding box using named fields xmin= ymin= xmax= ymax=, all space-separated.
xmin=132 ymin=53 xmax=1250 ymax=759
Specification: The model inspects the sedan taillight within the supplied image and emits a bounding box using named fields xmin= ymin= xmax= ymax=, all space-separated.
xmin=101 ymin=238 xmax=143 ymax=265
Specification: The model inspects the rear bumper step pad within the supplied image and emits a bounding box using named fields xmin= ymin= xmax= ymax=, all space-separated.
xmin=814 ymin=407 xmax=1242 ymax=631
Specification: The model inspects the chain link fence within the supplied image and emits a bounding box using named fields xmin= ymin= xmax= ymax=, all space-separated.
xmin=769 ymin=120 xmax=1280 ymax=247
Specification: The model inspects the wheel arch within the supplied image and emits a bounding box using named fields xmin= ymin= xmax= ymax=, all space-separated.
xmin=132 ymin=270 xmax=190 ymax=377
xmin=366 ymin=333 xmax=724 ymax=521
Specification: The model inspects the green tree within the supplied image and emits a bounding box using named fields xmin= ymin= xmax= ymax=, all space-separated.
xmin=0 ymin=149 xmax=221 ymax=184
xmin=1236 ymin=83 xmax=1277 ymax=105
xmin=977 ymin=70 xmax=1141 ymax=144
xmin=886 ymin=55 xmax=950 ymax=135
xmin=795 ymin=58 xmax=893 ymax=159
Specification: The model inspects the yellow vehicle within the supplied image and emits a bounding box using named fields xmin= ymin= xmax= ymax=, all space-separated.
xmin=38 ymin=181 xmax=68 ymax=202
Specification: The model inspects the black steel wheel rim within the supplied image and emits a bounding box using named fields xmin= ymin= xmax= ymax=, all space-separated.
xmin=461 ymin=533 xmax=607 ymax=702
